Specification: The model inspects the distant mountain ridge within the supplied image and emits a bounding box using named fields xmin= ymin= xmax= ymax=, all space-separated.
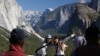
xmin=25 ymin=11 xmax=41 ymax=27
xmin=90 ymin=0 xmax=100 ymax=12
xmin=35 ymin=0 xmax=100 ymax=35
xmin=21 ymin=0 xmax=100 ymax=35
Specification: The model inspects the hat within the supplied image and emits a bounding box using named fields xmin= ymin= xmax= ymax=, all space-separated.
xmin=11 ymin=28 xmax=25 ymax=40
xmin=47 ymin=34 xmax=52 ymax=38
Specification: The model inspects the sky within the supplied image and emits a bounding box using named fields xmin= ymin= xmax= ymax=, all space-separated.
xmin=16 ymin=0 xmax=90 ymax=13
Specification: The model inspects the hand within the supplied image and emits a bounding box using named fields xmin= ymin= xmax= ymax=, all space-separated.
xmin=71 ymin=34 xmax=75 ymax=37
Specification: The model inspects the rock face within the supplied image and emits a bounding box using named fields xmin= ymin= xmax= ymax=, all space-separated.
xmin=0 ymin=0 xmax=35 ymax=33
xmin=95 ymin=17 xmax=100 ymax=27
xmin=41 ymin=4 xmax=76 ymax=30
xmin=90 ymin=0 xmax=100 ymax=12
xmin=22 ymin=0 xmax=100 ymax=35
xmin=25 ymin=11 xmax=41 ymax=27
xmin=43 ymin=8 xmax=54 ymax=16
xmin=36 ymin=3 xmax=99 ymax=34
xmin=59 ymin=4 xmax=98 ymax=33
xmin=0 ymin=0 xmax=25 ymax=31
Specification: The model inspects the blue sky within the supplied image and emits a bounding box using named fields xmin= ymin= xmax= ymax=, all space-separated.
xmin=17 ymin=0 xmax=90 ymax=13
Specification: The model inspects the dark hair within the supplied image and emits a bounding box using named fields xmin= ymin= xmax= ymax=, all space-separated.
xmin=44 ymin=38 xmax=48 ymax=43
xmin=9 ymin=37 xmax=23 ymax=44
xmin=54 ymin=36 xmax=60 ymax=40
xmin=9 ymin=28 xmax=25 ymax=44
xmin=53 ymin=36 xmax=61 ymax=45
xmin=44 ymin=38 xmax=52 ymax=45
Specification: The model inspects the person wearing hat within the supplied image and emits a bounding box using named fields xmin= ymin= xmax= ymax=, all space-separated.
xmin=0 ymin=28 xmax=26 ymax=56
xmin=34 ymin=34 xmax=52 ymax=56
xmin=31 ymin=29 xmax=52 ymax=56
xmin=74 ymin=26 xmax=100 ymax=56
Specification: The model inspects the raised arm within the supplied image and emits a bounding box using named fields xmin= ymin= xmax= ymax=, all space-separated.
xmin=59 ymin=41 xmax=68 ymax=52
xmin=62 ymin=34 xmax=75 ymax=42
xmin=31 ymin=28 xmax=44 ymax=42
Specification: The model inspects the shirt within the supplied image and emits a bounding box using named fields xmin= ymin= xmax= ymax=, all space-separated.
xmin=0 ymin=44 xmax=25 ymax=56
xmin=37 ymin=43 xmax=47 ymax=56
xmin=74 ymin=36 xmax=86 ymax=48
xmin=57 ymin=43 xmax=67 ymax=55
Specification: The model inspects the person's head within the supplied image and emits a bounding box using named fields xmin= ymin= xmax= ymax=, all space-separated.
xmin=45 ymin=34 xmax=52 ymax=44
xmin=9 ymin=28 xmax=25 ymax=46
xmin=85 ymin=26 xmax=100 ymax=44
xmin=54 ymin=36 xmax=60 ymax=44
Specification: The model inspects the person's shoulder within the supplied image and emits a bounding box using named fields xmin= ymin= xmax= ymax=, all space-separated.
xmin=0 ymin=51 xmax=26 ymax=56
xmin=64 ymin=44 xmax=68 ymax=48
xmin=62 ymin=43 xmax=68 ymax=48
xmin=76 ymin=45 xmax=100 ymax=52
xmin=76 ymin=35 xmax=84 ymax=38
xmin=75 ymin=45 xmax=100 ymax=56
xmin=0 ymin=52 xmax=6 ymax=56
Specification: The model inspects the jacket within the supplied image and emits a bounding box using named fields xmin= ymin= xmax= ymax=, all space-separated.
xmin=0 ymin=44 xmax=26 ymax=56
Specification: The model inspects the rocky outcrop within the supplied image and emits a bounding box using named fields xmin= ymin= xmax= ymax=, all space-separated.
xmin=90 ymin=0 xmax=100 ymax=12
xmin=0 ymin=0 xmax=24 ymax=31
xmin=37 ymin=3 xmax=99 ymax=34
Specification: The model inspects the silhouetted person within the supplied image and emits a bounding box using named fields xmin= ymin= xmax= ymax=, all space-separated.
xmin=74 ymin=26 xmax=100 ymax=56
xmin=71 ymin=36 xmax=86 ymax=56
xmin=0 ymin=28 xmax=26 ymax=56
